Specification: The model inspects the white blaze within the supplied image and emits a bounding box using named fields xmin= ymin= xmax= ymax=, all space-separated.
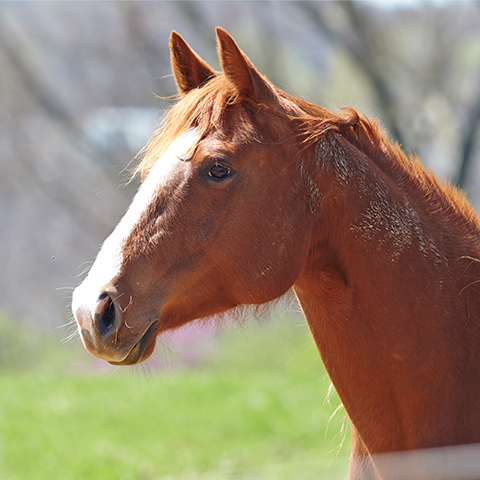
xmin=72 ymin=128 xmax=199 ymax=314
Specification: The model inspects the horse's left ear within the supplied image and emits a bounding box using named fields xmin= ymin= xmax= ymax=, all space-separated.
xmin=216 ymin=27 xmax=279 ymax=107
xmin=170 ymin=31 xmax=217 ymax=95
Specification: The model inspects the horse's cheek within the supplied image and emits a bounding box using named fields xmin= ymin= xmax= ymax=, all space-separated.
xmin=252 ymin=215 xmax=311 ymax=300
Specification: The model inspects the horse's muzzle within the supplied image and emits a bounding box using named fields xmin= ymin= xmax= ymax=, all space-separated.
xmin=73 ymin=290 xmax=158 ymax=365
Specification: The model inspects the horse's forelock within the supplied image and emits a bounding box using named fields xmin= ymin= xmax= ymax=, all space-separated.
xmin=134 ymin=76 xmax=243 ymax=180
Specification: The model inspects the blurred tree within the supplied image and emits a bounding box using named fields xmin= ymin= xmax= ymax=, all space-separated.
xmin=295 ymin=0 xmax=480 ymax=189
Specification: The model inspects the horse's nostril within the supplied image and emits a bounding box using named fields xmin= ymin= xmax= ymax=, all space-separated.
xmin=94 ymin=293 xmax=117 ymax=338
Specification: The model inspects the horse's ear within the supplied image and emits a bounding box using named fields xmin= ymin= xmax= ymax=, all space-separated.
xmin=216 ymin=27 xmax=278 ymax=106
xmin=170 ymin=31 xmax=217 ymax=95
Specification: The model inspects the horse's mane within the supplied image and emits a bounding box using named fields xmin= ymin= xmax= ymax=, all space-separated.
xmin=291 ymin=96 xmax=479 ymax=230
xmin=136 ymin=75 xmax=479 ymax=233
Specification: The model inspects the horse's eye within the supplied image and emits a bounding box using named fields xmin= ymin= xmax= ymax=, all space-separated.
xmin=208 ymin=164 xmax=231 ymax=180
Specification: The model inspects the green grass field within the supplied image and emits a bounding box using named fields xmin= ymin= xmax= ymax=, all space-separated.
xmin=0 ymin=313 xmax=350 ymax=479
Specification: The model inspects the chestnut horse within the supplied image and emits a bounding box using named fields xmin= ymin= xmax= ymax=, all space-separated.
xmin=73 ymin=29 xmax=480 ymax=478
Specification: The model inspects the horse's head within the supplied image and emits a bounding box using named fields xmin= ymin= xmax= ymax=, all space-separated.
xmin=72 ymin=28 xmax=314 ymax=365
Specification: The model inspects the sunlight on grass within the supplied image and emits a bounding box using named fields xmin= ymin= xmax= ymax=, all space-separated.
xmin=0 ymin=312 xmax=350 ymax=479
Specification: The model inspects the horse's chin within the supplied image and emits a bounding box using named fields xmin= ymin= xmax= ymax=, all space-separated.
xmin=107 ymin=320 xmax=159 ymax=366
xmin=80 ymin=319 xmax=159 ymax=366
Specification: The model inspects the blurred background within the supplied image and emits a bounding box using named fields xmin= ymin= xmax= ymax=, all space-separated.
xmin=1 ymin=1 xmax=480 ymax=479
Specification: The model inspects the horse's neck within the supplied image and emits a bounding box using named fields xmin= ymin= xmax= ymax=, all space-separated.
xmin=294 ymin=132 xmax=480 ymax=455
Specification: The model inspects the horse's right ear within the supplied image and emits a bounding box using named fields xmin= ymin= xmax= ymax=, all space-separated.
xmin=170 ymin=31 xmax=216 ymax=95
xmin=216 ymin=27 xmax=278 ymax=107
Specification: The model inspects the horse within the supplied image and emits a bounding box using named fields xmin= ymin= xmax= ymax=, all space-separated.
xmin=72 ymin=28 xmax=480 ymax=479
